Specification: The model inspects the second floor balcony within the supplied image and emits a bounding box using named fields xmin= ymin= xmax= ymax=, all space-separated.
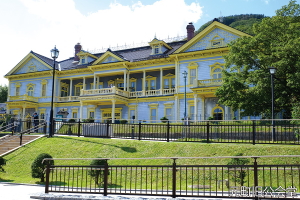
xmin=56 ymin=86 xmax=177 ymax=102
xmin=194 ymin=78 xmax=224 ymax=87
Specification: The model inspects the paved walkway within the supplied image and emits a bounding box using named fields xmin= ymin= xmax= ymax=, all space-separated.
xmin=0 ymin=182 xmax=247 ymax=200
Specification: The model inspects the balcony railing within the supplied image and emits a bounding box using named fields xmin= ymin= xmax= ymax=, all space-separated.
xmin=195 ymin=78 xmax=224 ymax=87
xmin=9 ymin=95 xmax=38 ymax=102
xmin=79 ymin=86 xmax=177 ymax=99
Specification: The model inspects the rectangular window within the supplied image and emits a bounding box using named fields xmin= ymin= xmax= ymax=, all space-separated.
xmin=166 ymin=108 xmax=172 ymax=121
xmin=189 ymin=69 xmax=196 ymax=85
xmin=150 ymin=108 xmax=157 ymax=122
xmin=42 ymin=84 xmax=46 ymax=97
xmin=73 ymin=112 xmax=78 ymax=119
xmin=189 ymin=106 xmax=195 ymax=120
xmin=164 ymin=79 xmax=169 ymax=89
xmin=16 ymin=87 xmax=20 ymax=96
xmin=75 ymin=87 xmax=81 ymax=96
xmin=89 ymin=111 xmax=94 ymax=118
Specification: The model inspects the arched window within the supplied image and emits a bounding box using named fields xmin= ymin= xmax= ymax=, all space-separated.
xmin=28 ymin=87 xmax=34 ymax=96
xmin=212 ymin=68 xmax=222 ymax=79
xmin=212 ymin=106 xmax=224 ymax=120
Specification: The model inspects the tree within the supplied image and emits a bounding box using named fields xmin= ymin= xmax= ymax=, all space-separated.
xmin=0 ymin=157 xmax=6 ymax=172
xmin=31 ymin=153 xmax=54 ymax=182
xmin=227 ymin=153 xmax=250 ymax=186
xmin=216 ymin=0 xmax=300 ymax=118
xmin=0 ymin=85 xmax=8 ymax=103
xmin=88 ymin=159 xmax=108 ymax=186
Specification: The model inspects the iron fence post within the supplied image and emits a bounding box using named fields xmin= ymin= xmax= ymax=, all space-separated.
xmin=131 ymin=125 xmax=135 ymax=139
xmin=167 ymin=121 xmax=170 ymax=142
xmin=206 ymin=121 xmax=210 ymax=143
xmin=45 ymin=161 xmax=50 ymax=193
xmin=172 ymin=158 xmax=177 ymax=198
xmin=78 ymin=120 xmax=81 ymax=137
xmin=252 ymin=157 xmax=259 ymax=200
xmin=103 ymin=159 xmax=109 ymax=196
xmin=138 ymin=122 xmax=141 ymax=140
xmin=106 ymin=120 xmax=110 ymax=138
xmin=19 ymin=132 xmax=23 ymax=146
xmin=252 ymin=120 xmax=256 ymax=145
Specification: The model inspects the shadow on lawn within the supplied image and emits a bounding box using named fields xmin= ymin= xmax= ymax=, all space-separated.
xmin=55 ymin=137 xmax=137 ymax=153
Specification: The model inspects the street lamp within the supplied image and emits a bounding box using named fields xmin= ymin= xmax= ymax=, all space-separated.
xmin=49 ymin=46 xmax=59 ymax=137
xmin=269 ymin=67 xmax=276 ymax=141
xmin=182 ymin=71 xmax=188 ymax=120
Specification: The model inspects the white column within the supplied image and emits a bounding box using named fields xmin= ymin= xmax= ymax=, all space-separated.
xmin=123 ymin=70 xmax=127 ymax=91
xmin=175 ymin=96 xmax=179 ymax=121
xmin=83 ymin=77 xmax=86 ymax=90
xmin=93 ymin=74 xmax=96 ymax=89
xmin=175 ymin=56 xmax=179 ymax=93
xmin=194 ymin=94 xmax=198 ymax=122
xmin=111 ymin=99 xmax=116 ymax=123
xmin=57 ymin=80 xmax=61 ymax=98
xmin=80 ymin=101 xmax=83 ymax=120
xmin=127 ymin=71 xmax=130 ymax=91
xmin=143 ymin=70 xmax=146 ymax=96
xmin=69 ymin=79 xmax=73 ymax=101
xmin=22 ymin=105 xmax=26 ymax=119
xmin=160 ymin=68 xmax=163 ymax=95
xmin=201 ymin=97 xmax=205 ymax=120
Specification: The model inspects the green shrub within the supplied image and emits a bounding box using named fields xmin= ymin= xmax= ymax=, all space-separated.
xmin=160 ymin=116 xmax=168 ymax=123
xmin=0 ymin=157 xmax=6 ymax=172
xmin=31 ymin=153 xmax=54 ymax=182
xmin=120 ymin=120 xmax=128 ymax=124
xmin=227 ymin=153 xmax=250 ymax=186
xmin=68 ymin=119 xmax=76 ymax=123
xmin=88 ymin=159 xmax=109 ymax=186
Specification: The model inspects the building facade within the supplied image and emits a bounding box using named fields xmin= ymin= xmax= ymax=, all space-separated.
xmin=4 ymin=20 xmax=253 ymax=123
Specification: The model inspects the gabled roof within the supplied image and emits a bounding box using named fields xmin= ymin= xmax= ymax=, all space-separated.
xmin=92 ymin=48 xmax=127 ymax=65
xmin=174 ymin=20 xmax=252 ymax=54
xmin=5 ymin=51 xmax=56 ymax=76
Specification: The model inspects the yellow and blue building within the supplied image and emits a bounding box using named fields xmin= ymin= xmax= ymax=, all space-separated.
xmin=4 ymin=20 xmax=253 ymax=123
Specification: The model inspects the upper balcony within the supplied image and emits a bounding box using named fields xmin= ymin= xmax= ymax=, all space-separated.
xmin=56 ymin=86 xmax=177 ymax=102
xmin=9 ymin=94 xmax=38 ymax=102
xmin=194 ymin=78 xmax=224 ymax=87
xmin=80 ymin=86 xmax=177 ymax=98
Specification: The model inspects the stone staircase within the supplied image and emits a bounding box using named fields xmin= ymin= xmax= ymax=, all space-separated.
xmin=0 ymin=135 xmax=44 ymax=156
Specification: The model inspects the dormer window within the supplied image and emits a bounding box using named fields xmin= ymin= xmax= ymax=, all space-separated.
xmin=81 ymin=58 xmax=86 ymax=64
xmin=154 ymin=46 xmax=160 ymax=54
xmin=148 ymin=38 xmax=172 ymax=56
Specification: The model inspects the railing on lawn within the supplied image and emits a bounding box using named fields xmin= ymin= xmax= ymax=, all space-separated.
xmin=53 ymin=119 xmax=300 ymax=145
xmin=43 ymin=156 xmax=300 ymax=199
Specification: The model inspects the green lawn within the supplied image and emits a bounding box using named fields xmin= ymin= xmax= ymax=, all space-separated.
xmin=1 ymin=136 xmax=300 ymax=184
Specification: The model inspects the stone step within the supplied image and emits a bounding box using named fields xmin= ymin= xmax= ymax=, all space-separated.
xmin=0 ymin=135 xmax=43 ymax=156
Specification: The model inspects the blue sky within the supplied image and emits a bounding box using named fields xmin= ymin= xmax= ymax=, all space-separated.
xmin=0 ymin=0 xmax=297 ymax=86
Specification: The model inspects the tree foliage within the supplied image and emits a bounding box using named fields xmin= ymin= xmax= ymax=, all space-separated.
xmin=216 ymin=0 xmax=300 ymax=118
xmin=0 ymin=157 xmax=6 ymax=172
xmin=196 ymin=14 xmax=266 ymax=35
xmin=31 ymin=153 xmax=54 ymax=182
xmin=88 ymin=159 xmax=108 ymax=186
xmin=227 ymin=153 xmax=250 ymax=186
xmin=0 ymin=85 xmax=8 ymax=103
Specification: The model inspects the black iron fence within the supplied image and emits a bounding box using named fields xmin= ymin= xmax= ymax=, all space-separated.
xmin=44 ymin=156 xmax=300 ymax=199
xmin=53 ymin=120 xmax=300 ymax=145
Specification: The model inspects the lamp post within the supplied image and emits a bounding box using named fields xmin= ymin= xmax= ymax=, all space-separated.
xmin=269 ymin=67 xmax=276 ymax=142
xmin=182 ymin=71 xmax=188 ymax=120
xmin=49 ymin=46 xmax=59 ymax=137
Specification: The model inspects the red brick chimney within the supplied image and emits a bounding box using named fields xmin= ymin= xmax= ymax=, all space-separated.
xmin=74 ymin=43 xmax=82 ymax=61
xmin=186 ymin=22 xmax=195 ymax=41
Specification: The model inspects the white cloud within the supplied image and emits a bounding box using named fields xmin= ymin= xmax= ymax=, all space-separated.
xmin=0 ymin=0 xmax=202 ymax=86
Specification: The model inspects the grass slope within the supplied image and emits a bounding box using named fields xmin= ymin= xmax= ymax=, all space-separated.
xmin=1 ymin=136 xmax=300 ymax=184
